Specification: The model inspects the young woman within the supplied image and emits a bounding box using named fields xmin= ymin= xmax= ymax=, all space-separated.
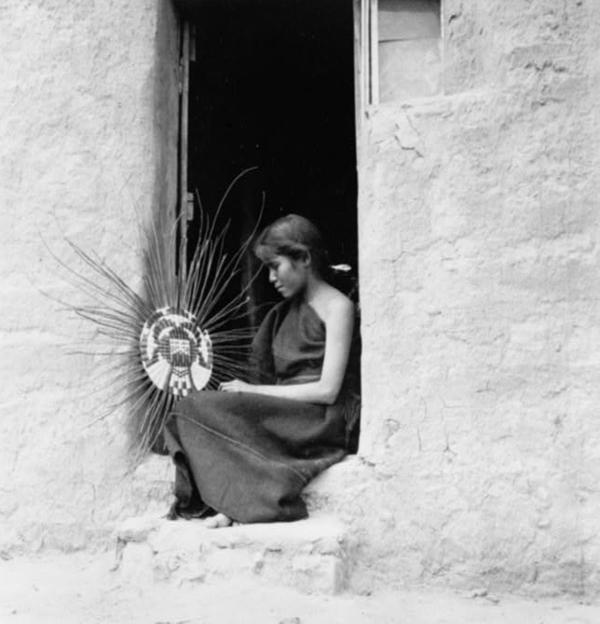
xmin=164 ymin=214 xmax=359 ymax=527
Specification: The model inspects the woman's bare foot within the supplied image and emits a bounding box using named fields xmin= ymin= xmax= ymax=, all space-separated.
xmin=202 ymin=513 xmax=233 ymax=529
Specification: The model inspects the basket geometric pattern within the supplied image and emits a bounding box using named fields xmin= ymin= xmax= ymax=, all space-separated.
xmin=139 ymin=307 xmax=213 ymax=398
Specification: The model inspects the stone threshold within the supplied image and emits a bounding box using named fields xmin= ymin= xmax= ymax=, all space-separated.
xmin=114 ymin=512 xmax=355 ymax=595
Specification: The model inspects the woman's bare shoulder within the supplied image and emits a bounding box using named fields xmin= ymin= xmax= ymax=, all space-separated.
xmin=315 ymin=284 xmax=354 ymax=323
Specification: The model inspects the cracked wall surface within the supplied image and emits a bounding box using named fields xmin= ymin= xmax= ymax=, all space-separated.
xmin=355 ymin=0 xmax=600 ymax=596
xmin=0 ymin=0 xmax=178 ymax=554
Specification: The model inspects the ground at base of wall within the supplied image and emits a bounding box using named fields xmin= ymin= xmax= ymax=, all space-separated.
xmin=2 ymin=553 xmax=600 ymax=624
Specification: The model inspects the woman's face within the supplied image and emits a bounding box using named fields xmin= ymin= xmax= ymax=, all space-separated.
xmin=266 ymin=254 xmax=308 ymax=298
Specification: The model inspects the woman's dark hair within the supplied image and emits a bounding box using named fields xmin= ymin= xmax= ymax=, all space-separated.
xmin=254 ymin=213 xmax=329 ymax=277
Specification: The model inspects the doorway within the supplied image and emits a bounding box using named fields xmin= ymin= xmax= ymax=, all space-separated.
xmin=178 ymin=0 xmax=358 ymax=316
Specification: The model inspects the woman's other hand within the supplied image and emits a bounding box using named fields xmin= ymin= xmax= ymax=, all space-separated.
xmin=219 ymin=379 xmax=251 ymax=393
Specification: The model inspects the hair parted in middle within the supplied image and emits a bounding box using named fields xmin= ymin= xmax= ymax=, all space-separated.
xmin=253 ymin=213 xmax=330 ymax=277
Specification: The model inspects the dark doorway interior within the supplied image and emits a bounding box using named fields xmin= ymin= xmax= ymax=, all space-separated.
xmin=181 ymin=0 xmax=358 ymax=315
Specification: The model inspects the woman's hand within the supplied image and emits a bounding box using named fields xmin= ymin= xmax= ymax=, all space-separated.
xmin=219 ymin=379 xmax=252 ymax=393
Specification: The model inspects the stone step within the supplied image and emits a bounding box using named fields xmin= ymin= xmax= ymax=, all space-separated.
xmin=114 ymin=512 xmax=355 ymax=595
xmin=304 ymin=455 xmax=371 ymax=517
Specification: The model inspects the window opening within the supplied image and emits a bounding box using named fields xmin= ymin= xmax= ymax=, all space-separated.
xmin=177 ymin=0 xmax=359 ymax=316
xmin=174 ymin=1 xmax=361 ymax=451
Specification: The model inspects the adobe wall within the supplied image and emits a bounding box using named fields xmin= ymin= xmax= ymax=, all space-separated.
xmin=3 ymin=0 xmax=600 ymax=601
xmin=356 ymin=0 xmax=600 ymax=596
xmin=0 ymin=0 xmax=179 ymax=553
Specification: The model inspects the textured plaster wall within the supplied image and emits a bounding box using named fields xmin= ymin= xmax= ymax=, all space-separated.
xmin=0 ymin=0 xmax=179 ymax=553
xmin=354 ymin=0 xmax=600 ymax=596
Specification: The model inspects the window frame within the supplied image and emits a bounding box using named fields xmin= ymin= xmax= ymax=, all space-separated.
xmin=355 ymin=0 xmax=444 ymax=113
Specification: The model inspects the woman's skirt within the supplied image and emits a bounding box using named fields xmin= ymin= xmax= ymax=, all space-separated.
xmin=163 ymin=390 xmax=347 ymax=523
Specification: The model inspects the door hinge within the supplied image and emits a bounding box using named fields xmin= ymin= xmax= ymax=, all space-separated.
xmin=186 ymin=192 xmax=194 ymax=222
